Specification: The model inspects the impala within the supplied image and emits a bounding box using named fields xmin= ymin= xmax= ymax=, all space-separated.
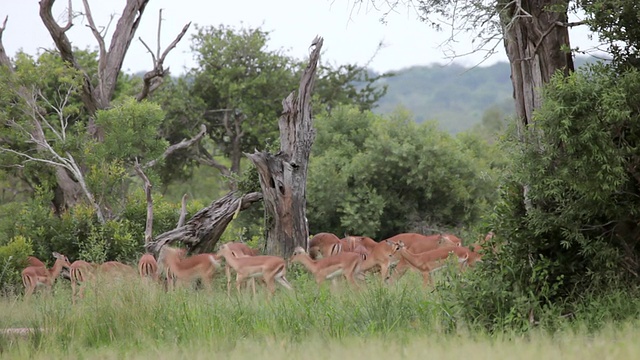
xmin=26 ymin=256 xmax=46 ymax=268
xmin=138 ymin=253 xmax=159 ymax=281
xmin=21 ymin=252 xmax=70 ymax=298
xmin=394 ymin=241 xmax=470 ymax=286
xmin=158 ymin=246 xmax=220 ymax=291
xmin=359 ymin=240 xmax=402 ymax=283
xmin=69 ymin=259 xmax=95 ymax=305
xmin=340 ymin=235 xmax=377 ymax=253
xmin=214 ymin=242 xmax=260 ymax=295
xmin=385 ymin=232 xmax=462 ymax=282
xmin=217 ymin=243 xmax=293 ymax=296
xmin=290 ymin=247 xmax=363 ymax=287
xmin=69 ymin=259 xmax=136 ymax=304
xmin=100 ymin=261 xmax=135 ymax=275
xmin=308 ymin=232 xmax=342 ymax=259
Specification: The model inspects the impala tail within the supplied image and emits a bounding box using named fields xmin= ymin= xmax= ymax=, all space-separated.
xmin=275 ymin=264 xmax=293 ymax=290
xmin=330 ymin=242 xmax=342 ymax=256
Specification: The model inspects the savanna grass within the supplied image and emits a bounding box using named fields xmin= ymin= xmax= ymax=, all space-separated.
xmin=0 ymin=271 xmax=450 ymax=357
xmin=1 ymin=269 xmax=640 ymax=359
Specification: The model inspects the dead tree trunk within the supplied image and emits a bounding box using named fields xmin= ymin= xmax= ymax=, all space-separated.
xmin=245 ymin=36 xmax=323 ymax=258
xmin=145 ymin=191 xmax=263 ymax=255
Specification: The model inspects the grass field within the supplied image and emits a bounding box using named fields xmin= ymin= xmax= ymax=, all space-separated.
xmin=0 ymin=271 xmax=637 ymax=359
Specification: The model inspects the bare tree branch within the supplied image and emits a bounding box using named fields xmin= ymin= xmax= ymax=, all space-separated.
xmin=134 ymin=158 xmax=154 ymax=244
xmin=81 ymin=0 xmax=107 ymax=97
xmin=136 ymin=10 xmax=191 ymax=101
xmin=0 ymin=16 xmax=11 ymax=68
xmin=196 ymin=145 xmax=231 ymax=177
xmin=143 ymin=124 xmax=207 ymax=168
xmin=177 ymin=193 xmax=188 ymax=228
xmin=39 ymin=0 xmax=100 ymax=115
xmin=1 ymin=86 xmax=105 ymax=223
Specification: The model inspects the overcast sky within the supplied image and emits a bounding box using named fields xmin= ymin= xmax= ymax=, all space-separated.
xmin=2 ymin=0 xmax=602 ymax=75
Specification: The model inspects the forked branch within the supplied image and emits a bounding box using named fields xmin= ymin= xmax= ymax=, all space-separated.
xmin=137 ymin=9 xmax=192 ymax=101
xmin=143 ymin=124 xmax=207 ymax=168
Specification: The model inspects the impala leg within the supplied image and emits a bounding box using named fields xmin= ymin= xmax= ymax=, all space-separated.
xmin=390 ymin=259 xmax=410 ymax=283
xmin=380 ymin=263 xmax=390 ymax=285
xmin=225 ymin=265 xmax=232 ymax=296
xmin=249 ymin=278 xmax=256 ymax=295
xmin=71 ymin=281 xmax=77 ymax=305
xmin=24 ymin=284 xmax=34 ymax=299
xmin=265 ymin=278 xmax=276 ymax=296
xmin=236 ymin=274 xmax=246 ymax=295
xmin=421 ymin=272 xmax=432 ymax=287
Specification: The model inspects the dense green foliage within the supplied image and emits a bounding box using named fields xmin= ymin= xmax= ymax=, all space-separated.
xmin=584 ymin=0 xmax=640 ymax=68
xmin=459 ymin=63 xmax=640 ymax=327
xmin=307 ymin=106 xmax=504 ymax=240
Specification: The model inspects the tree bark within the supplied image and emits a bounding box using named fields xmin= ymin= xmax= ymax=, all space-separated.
xmin=500 ymin=0 xmax=574 ymax=210
xmin=500 ymin=0 xmax=574 ymax=138
xmin=245 ymin=36 xmax=323 ymax=258
xmin=145 ymin=191 xmax=263 ymax=255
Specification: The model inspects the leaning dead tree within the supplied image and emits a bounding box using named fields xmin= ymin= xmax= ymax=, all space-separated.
xmin=245 ymin=36 xmax=324 ymax=258
xmin=146 ymin=36 xmax=324 ymax=257
xmin=145 ymin=191 xmax=263 ymax=255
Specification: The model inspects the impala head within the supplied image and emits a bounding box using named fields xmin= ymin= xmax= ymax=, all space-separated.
xmin=52 ymin=252 xmax=71 ymax=267
xmin=384 ymin=240 xmax=402 ymax=255
xmin=438 ymin=234 xmax=461 ymax=247
xmin=289 ymin=246 xmax=308 ymax=263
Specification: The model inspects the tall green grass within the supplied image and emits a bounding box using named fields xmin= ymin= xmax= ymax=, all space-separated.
xmin=1 ymin=270 xmax=640 ymax=359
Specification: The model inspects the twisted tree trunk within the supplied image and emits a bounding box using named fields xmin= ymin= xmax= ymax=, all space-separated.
xmin=245 ymin=36 xmax=323 ymax=258
xmin=145 ymin=191 xmax=263 ymax=255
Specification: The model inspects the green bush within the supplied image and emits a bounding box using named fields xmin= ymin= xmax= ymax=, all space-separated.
xmin=0 ymin=186 xmax=190 ymax=267
xmin=0 ymin=235 xmax=35 ymax=292
xmin=455 ymin=63 xmax=640 ymax=329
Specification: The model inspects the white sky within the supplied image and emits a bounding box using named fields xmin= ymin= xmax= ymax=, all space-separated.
xmin=1 ymin=0 xmax=603 ymax=75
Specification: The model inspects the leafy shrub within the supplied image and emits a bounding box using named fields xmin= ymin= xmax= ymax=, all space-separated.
xmin=0 ymin=235 xmax=35 ymax=292
xmin=455 ymin=63 xmax=640 ymax=329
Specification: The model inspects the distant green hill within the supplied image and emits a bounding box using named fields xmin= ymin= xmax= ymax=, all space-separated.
xmin=374 ymin=57 xmax=595 ymax=134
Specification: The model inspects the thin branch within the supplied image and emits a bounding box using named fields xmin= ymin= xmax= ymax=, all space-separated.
xmin=134 ymin=158 xmax=154 ymax=244
xmin=156 ymin=9 xmax=162 ymax=60
xmin=556 ymin=20 xmax=587 ymax=28
xmin=177 ymin=193 xmax=188 ymax=228
xmin=0 ymin=15 xmax=11 ymax=68
xmin=143 ymin=124 xmax=207 ymax=168
xmin=138 ymin=37 xmax=156 ymax=65
xmin=81 ymin=0 xmax=107 ymax=64
xmin=196 ymin=146 xmax=231 ymax=176
xmin=136 ymin=12 xmax=191 ymax=101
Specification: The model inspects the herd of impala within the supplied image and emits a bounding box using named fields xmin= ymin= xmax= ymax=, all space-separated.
xmin=20 ymin=231 xmax=493 ymax=302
